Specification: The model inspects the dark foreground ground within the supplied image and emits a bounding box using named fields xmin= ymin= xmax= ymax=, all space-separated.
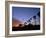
xmin=12 ymin=24 xmax=40 ymax=31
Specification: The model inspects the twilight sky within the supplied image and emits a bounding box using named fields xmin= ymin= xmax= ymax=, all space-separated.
xmin=12 ymin=7 xmax=40 ymax=23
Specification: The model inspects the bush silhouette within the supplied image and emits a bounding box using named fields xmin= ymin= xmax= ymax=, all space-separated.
xmin=12 ymin=23 xmax=40 ymax=31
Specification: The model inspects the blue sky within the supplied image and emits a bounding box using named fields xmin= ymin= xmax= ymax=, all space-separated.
xmin=12 ymin=7 xmax=40 ymax=23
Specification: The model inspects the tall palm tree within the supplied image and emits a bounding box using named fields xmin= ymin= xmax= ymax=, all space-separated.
xmin=37 ymin=11 xmax=40 ymax=17
xmin=33 ymin=16 xmax=36 ymax=25
xmin=37 ymin=11 xmax=40 ymax=25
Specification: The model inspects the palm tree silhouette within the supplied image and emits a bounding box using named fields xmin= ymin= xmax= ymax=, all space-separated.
xmin=37 ymin=11 xmax=40 ymax=17
xmin=37 ymin=11 xmax=40 ymax=25
xmin=33 ymin=16 xmax=36 ymax=25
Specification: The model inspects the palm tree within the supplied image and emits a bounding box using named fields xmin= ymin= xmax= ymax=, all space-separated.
xmin=37 ymin=11 xmax=40 ymax=17
xmin=37 ymin=11 xmax=40 ymax=25
xmin=33 ymin=16 xmax=36 ymax=25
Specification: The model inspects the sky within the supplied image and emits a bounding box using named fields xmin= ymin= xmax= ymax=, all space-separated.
xmin=12 ymin=7 xmax=40 ymax=23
